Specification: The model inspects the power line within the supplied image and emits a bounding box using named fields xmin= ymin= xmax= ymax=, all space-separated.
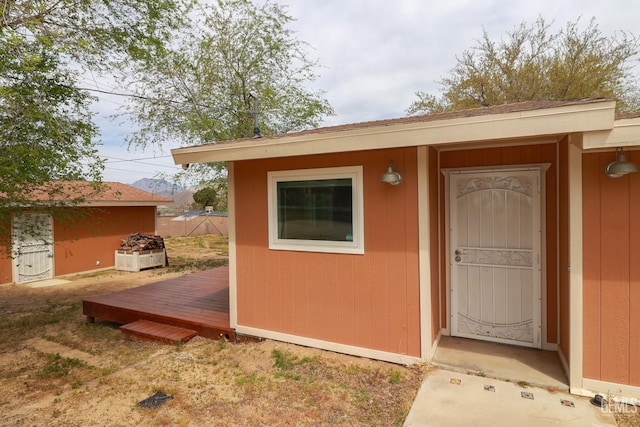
xmin=103 ymin=166 xmax=165 ymax=174
xmin=105 ymin=162 xmax=177 ymax=170
xmin=87 ymin=155 xmax=179 ymax=173
xmin=103 ymin=155 xmax=174 ymax=168
xmin=103 ymin=154 xmax=172 ymax=161
xmin=77 ymin=85 xmax=235 ymax=112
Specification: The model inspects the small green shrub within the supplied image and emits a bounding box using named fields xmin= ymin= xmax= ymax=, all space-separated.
xmin=389 ymin=369 xmax=402 ymax=384
xmin=272 ymin=349 xmax=299 ymax=371
xmin=37 ymin=353 xmax=86 ymax=378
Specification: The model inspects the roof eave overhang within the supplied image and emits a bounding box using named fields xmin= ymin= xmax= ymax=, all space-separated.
xmin=172 ymin=100 xmax=617 ymax=165
xmin=581 ymin=116 xmax=640 ymax=150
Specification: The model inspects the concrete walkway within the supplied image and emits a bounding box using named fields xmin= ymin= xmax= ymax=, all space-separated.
xmin=433 ymin=336 xmax=568 ymax=390
xmin=23 ymin=278 xmax=71 ymax=288
xmin=404 ymin=368 xmax=617 ymax=426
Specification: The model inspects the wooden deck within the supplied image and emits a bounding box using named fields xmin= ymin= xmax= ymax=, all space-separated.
xmin=82 ymin=267 xmax=234 ymax=341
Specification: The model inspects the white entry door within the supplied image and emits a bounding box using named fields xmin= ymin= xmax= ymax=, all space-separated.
xmin=12 ymin=213 xmax=54 ymax=284
xmin=449 ymin=168 xmax=542 ymax=348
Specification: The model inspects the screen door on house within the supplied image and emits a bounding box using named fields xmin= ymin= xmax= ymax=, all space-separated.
xmin=449 ymin=168 xmax=542 ymax=348
xmin=12 ymin=213 xmax=54 ymax=284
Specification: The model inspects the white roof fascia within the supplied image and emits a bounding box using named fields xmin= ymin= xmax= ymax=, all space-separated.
xmin=580 ymin=130 xmax=614 ymax=150
xmin=597 ymin=116 xmax=640 ymax=149
xmin=172 ymin=101 xmax=616 ymax=165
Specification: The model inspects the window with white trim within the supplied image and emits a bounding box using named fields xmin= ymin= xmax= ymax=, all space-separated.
xmin=267 ymin=166 xmax=364 ymax=254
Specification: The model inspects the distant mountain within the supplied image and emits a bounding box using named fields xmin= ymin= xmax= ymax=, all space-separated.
xmin=170 ymin=189 xmax=195 ymax=208
xmin=129 ymin=178 xmax=184 ymax=198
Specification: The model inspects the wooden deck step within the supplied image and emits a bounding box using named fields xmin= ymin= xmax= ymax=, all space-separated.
xmin=120 ymin=319 xmax=197 ymax=344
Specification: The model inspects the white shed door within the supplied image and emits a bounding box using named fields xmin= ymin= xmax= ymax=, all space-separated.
xmin=12 ymin=213 xmax=54 ymax=284
xmin=450 ymin=169 xmax=541 ymax=348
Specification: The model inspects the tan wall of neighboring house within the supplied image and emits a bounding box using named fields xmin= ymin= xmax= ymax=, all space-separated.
xmin=438 ymin=142 xmax=559 ymax=345
xmin=234 ymin=148 xmax=422 ymax=357
xmin=156 ymin=215 xmax=228 ymax=238
xmin=0 ymin=206 xmax=158 ymax=283
xmin=583 ymin=150 xmax=640 ymax=387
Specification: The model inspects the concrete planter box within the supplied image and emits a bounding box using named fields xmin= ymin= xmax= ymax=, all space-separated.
xmin=115 ymin=249 xmax=166 ymax=272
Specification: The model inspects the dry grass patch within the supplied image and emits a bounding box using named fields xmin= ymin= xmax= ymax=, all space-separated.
xmin=0 ymin=235 xmax=425 ymax=426
xmin=613 ymin=405 xmax=640 ymax=427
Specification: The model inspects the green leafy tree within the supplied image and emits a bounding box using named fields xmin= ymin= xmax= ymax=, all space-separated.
xmin=408 ymin=17 xmax=640 ymax=115
xmin=192 ymin=185 xmax=220 ymax=211
xmin=193 ymin=187 xmax=220 ymax=209
xmin=124 ymin=0 xmax=334 ymax=183
xmin=0 ymin=0 xmax=189 ymax=249
xmin=190 ymin=177 xmax=228 ymax=211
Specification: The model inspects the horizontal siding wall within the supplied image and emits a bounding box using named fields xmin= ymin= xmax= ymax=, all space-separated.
xmin=234 ymin=148 xmax=421 ymax=357
xmin=583 ymin=151 xmax=640 ymax=387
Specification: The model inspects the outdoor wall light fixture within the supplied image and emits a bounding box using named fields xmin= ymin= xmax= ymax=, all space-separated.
xmin=381 ymin=161 xmax=402 ymax=186
xmin=605 ymin=147 xmax=638 ymax=178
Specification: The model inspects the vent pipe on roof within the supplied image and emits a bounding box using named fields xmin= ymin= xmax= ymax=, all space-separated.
xmin=249 ymin=93 xmax=262 ymax=138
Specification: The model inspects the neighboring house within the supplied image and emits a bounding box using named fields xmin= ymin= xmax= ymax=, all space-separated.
xmin=0 ymin=181 xmax=172 ymax=285
xmin=171 ymin=98 xmax=640 ymax=401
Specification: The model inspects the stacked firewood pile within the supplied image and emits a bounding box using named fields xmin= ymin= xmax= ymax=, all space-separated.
xmin=119 ymin=232 xmax=165 ymax=252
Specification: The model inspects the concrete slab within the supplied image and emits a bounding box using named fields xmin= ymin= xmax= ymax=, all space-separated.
xmin=404 ymin=368 xmax=617 ymax=427
xmin=434 ymin=336 xmax=568 ymax=390
xmin=23 ymin=279 xmax=71 ymax=288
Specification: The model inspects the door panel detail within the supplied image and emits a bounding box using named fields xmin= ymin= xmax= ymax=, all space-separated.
xmin=12 ymin=214 xmax=54 ymax=284
xmin=450 ymin=169 xmax=541 ymax=348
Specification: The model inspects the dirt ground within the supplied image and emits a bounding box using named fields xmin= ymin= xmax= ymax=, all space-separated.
xmin=0 ymin=236 xmax=426 ymax=426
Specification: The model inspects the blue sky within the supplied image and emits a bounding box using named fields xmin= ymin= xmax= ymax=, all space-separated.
xmin=91 ymin=0 xmax=640 ymax=184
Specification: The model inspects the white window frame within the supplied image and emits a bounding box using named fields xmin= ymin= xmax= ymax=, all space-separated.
xmin=267 ymin=166 xmax=364 ymax=254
